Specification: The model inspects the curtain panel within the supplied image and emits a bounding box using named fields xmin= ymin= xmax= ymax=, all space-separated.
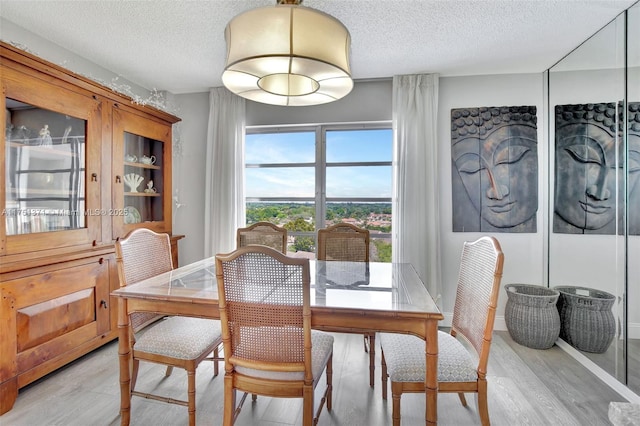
xmin=204 ymin=87 xmax=246 ymax=258
xmin=392 ymin=74 xmax=442 ymax=305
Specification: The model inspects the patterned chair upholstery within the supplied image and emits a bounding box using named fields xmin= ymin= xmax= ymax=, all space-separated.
xmin=317 ymin=223 xmax=376 ymax=387
xmin=215 ymin=245 xmax=333 ymax=426
xmin=379 ymin=236 xmax=504 ymax=426
xmin=116 ymin=228 xmax=223 ymax=426
xmin=380 ymin=331 xmax=477 ymax=383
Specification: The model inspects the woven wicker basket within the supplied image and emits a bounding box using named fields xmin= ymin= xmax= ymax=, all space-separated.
xmin=554 ymin=286 xmax=616 ymax=354
xmin=505 ymin=284 xmax=560 ymax=349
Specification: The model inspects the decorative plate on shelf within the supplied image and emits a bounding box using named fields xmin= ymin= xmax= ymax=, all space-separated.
xmin=124 ymin=206 xmax=141 ymax=224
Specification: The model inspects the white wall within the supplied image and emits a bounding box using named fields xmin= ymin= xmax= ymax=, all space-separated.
xmin=172 ymin=93 xmax=209 ymax=265
xmin=438 ymin=73 xmax=547 ymax=327
xmin=0 ymin=18 xmax=151 ymax=101
xmin=246 ymin=79 xmax=392 ymax=126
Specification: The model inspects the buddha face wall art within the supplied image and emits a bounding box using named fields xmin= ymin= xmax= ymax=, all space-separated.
xmin=451 ymin=106 xmax=538 ymax=233
xmin=554 ymin=102 xmax=640 ymax=235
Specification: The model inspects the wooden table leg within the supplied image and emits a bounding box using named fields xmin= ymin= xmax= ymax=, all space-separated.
xmin=425 ymin=319 xmax=438 ymax=425
xmin=117 ymin=297 xmax=132 ymax=426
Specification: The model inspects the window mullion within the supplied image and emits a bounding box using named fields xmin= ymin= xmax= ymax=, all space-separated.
xmin=316 ymin=126 xmax=326 ymax=231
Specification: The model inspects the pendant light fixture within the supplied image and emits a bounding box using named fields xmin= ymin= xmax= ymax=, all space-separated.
xmin=222 ymin=0 xmax=353 ymax=106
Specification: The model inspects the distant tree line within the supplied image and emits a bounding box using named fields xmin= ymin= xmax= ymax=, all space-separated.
xmin=247 ymin=202 xmax=391 ymax=226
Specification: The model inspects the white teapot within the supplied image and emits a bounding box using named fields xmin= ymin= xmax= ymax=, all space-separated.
xmin=140 ymin=155 xmax=156 ymax=165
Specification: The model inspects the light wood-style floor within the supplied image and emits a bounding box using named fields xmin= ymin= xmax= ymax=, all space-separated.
xmin=584 ymin=338 xmax=640 ymax=395
xmin=0 ymin=331 xmax=630 ymax=426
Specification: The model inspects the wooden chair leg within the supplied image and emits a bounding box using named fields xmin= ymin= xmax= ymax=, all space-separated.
xmin=368 ymin=333 xmax=375 ymax=387
xmin=312 ymin=355 xmax=332 ymax=426
xmin=223 ymin=376 xmax=235 ymax=426
xmin=187 ymin=369 xmax=196 ymax=426
xmin=458 ymin=392 xmax=467 ymax=407
xmin=213 ymin=347 xmax=219 ymax=377
xmin=327 ymin=354 xmax=333 ymax=410
xmin=165 ymin=366 xmax=173 ymax=377
xmin=302 ymin=385 xmax=313 ymax=426
xmin=478 ymin=380 xmax=490 ymax=426
xmin=381 ymin=350 xmax=388 ymax=400
xmin=391 ymin=381 xmax=402 ymax=426
xmin=131 ymin=359 xmax=140 ymax=391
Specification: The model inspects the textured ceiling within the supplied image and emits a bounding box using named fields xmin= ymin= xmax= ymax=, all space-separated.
xmin=0 ymin=0 xmax=636 ymax=94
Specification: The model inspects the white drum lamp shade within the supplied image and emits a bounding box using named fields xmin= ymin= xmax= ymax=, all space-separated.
xmin=222 ymin=2 xmax=353 ymax=106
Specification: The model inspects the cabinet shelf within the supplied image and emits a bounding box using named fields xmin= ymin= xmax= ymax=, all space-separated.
xmin=9 ymin=140 xmax=85 ymax=159
xmin=124 ymin=161 xmax=161 ymax=170
xmin=9 ymin=188 xmax=84 ymax=197
xmin=124 ymin=192 xmax=161 ymax=197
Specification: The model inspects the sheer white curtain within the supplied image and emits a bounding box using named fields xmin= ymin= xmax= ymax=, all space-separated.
xmin=392 ymin=74 xmax=442 ymax=304
xmin=203 ymin=87 xmax=246 ymax=257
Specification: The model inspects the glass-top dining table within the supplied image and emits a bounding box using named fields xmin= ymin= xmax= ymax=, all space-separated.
xmin=111 ymin=258 xmax=443 ymax=425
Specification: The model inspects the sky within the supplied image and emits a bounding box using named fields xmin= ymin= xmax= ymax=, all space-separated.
xmin=245 ymin=129 xmax=393 ymax=198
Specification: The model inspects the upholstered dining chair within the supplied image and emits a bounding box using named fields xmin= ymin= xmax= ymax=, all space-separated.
xmin=236 ymin=221 xmax=288 ymax=254
xmin=115 ymin=228 xmax=223 ymax=426
xmin=379 ymin=236 xmax=504 ymax=426
xmin=215 ymin=245 xmax=334 ymax=426
xmin=317 ymin=222 xmax=376 ymax=387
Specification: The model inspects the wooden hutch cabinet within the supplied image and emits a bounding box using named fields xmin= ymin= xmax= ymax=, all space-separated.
xmin=0 ymin=41 xmax=182 ymax=414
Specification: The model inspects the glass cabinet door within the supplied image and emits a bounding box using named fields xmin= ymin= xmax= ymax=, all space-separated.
xmin=5 ymin=100 xmax=87 ymax=235
xmin=112 ymin=107 xmax=171 ymax=239
xmin=2 ymin=69 xmax=101 ymax=254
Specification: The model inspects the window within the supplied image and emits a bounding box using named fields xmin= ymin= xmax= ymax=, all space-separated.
xmin=245 ymin=124 xmax=392 ymax=261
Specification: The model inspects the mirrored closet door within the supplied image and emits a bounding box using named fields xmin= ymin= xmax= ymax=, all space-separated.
xmin=547 ymin=2 xmax=639 ymax=394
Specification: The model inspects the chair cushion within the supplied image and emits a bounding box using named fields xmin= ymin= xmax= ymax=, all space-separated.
xmin=379 ymin=331 xmax=477 ymax=382
xmin=236 ymin=330 xmax=333 ymax=382
xmin=134 ymin=317 xmax=222 ymax=360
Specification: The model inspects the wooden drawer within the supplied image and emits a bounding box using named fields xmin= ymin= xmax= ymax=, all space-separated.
xmin=0 ymin=255 xmax=112 ymax=409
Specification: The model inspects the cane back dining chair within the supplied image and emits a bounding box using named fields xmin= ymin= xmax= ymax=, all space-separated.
xmin=236 ymin=221 xmax=288 ymax=254
xmin=379 ymin=236 xmax=504 ymax=426
xmin=115 ymin=228 xmax=224 ymax=426
xmin=215 ymin=245 xmax=334 ymax=426
xmin=316 ymin=222 xmax=376 ymax=387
